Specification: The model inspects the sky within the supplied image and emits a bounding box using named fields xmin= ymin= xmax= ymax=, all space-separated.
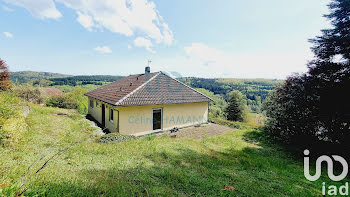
xmin=0 ymin=0 xmax=332 ymax=79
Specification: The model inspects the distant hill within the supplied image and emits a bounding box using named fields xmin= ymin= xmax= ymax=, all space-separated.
xmin=50 ymin=75 xmax=125 ymax=86
xmin=180 ymin=77 xmax=283 ymax=113
xmin=10 ymin=71 xmax=125 ymax=86
xmin=11 ymin=71 xmax=71 ymax=84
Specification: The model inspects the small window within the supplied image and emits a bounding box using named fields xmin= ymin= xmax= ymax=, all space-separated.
xmin=90 ymin=100 xmax=94 ymax=108
xmin=109 ymin=108 xmax=114 ymax=122
xmin=96 ymin=101 xmax=99 ymax=108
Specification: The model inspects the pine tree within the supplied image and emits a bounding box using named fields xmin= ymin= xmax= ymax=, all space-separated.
xmin=307 ymin=0 xmax=350 ymax=143
xmin=225 ymin=90 xmax=246 ymax=122
xmin=310 ymin=0 xmax=350 ymax=61
xmin=0 ymin=59 xmax=11 ymax=91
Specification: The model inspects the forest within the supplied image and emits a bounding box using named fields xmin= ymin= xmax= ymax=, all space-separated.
xmin=180 ymin=77 xmax=282 ymax=113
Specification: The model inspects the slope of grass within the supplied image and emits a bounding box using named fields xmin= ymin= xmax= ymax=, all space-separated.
xmin=0 ymin=104 xmax=347 ymax=196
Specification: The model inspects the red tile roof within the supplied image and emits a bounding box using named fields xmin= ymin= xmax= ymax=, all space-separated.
xmin=41 ymin=88 xmax=63 ymax=97
xmin=84 ymin=72 xmax=212 ymax=106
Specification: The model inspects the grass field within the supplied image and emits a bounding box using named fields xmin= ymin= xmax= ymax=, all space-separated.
xmin=0 ymin=104 xmax=348 ymax=196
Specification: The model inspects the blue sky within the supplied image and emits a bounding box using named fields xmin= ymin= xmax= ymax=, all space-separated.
xmin=0 ymin=0 xmax=331 ymax=78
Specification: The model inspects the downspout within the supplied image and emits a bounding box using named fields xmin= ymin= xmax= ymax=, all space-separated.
xmin=116 ymin=109 xmax=120 ymax=133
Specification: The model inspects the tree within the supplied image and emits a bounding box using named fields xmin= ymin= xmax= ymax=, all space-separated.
xmin=225 ymin=90 xmax=247 ymax=122
xmin=0 ymin=59 xmax=11 ymax=90
xmin=264 ymin=0 xmax=350 ymax=145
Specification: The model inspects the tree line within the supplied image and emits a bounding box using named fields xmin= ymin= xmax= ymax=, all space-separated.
xmin=181 ymin=77 xmax=282 ymax=113
xmin=49 ymin=75 xmax=124 ymax=86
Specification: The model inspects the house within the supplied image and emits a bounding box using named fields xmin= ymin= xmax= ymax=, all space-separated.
xmin=84 ymin=67 xmax=212 ymax=136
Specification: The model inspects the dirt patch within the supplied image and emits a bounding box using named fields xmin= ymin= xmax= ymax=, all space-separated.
xmin=157 ymin=123 xmax=235 ymax=140
xmin=22 ymin=106 xmax=30 ymax=117
xmin=52 ymin=113 xmax=70 ymax=117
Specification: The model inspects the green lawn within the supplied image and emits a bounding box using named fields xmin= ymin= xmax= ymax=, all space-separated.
xmin=0 ymin=104 xmax=347 ymax=196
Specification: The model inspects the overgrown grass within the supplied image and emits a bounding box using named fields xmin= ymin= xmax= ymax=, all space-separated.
xmin=0 ymin=104 xmax=347 ymax=196
xmin=211 ymin=112 xmax=266 ymax=131
xmin=0 ymin=91 xmax=27 ymax=146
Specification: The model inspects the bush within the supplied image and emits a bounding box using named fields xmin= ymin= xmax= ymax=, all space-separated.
xmin=99 ymin=133 xmax=136 ymax=144
xmin=45 ymin=88 xmax=88 ymax=115
xmin=12 ymin=85 xmax=43 ymax=104
xmin=46 ymin=95 xmax=78 ymax=109
xmin=67 ymin=88 xmax=88 ymax=115
xmin=263 ymin=72 xmax=350 ymax=145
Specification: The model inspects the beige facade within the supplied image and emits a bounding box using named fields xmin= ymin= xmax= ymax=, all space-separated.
xmin=87 ymin=97 xmax=209 ymax=136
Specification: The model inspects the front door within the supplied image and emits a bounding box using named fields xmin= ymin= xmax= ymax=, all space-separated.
xmin=152 ymin=108 xmax=162 ymax=130
xmin=102 ymin=104 xmax=105 ymax=127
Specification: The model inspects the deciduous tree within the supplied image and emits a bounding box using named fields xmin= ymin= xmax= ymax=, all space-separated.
xmin=0 ymin=59 xmax=11 ymax=90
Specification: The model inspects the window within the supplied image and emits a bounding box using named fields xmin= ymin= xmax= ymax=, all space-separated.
xmin=96 ymin=101 xmax=99 ymax=108
xmin=109 ymin=108 xmax=114 ymax=122
xmin=90 ymin=100 xmax=94 ymax=108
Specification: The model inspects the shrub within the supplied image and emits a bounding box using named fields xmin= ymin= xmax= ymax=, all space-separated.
xmin=46 ymin=95 xmax=78 ymax=109
xmin=12 ymin=85 xmax=44 ymax=104
xmin=99 ymin=133 xmax=136 ymax=144
xmin=67 ymin=88 xmax=88 ymax=115
xmin=45 ymin=88 xmax=88 ymax=115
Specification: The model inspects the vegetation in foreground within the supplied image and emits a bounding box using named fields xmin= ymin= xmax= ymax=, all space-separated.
xmin=1 ymin=104 xmax=347 ymax=196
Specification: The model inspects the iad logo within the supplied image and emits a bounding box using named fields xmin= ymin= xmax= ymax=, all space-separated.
xmin=304 ymin=149 xmax=348 ymax=181
xmin=304 ymin=149 xmax=349 ymax=195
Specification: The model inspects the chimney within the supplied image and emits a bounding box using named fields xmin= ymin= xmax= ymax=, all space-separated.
xmin=145 ymin=66 xmax=150 ymax=74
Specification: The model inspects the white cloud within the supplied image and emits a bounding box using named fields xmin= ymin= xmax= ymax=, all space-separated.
xmin=154 ymin=43 xmax=313 ymax=79
xmin=128 ymin=45 xmax=132 ymax=49
xmin=3 ymin=0 xmax=173 ymax=47
xmin=76 ymin=11 xmax=94 ymax=30
xmin=4 ymin=0 xmax=62 ymax=19
xmin=2 ymin=5 xmax=14 ymax=12
xmin=134 ymin=37 xmax=155 ymax=53
xmin=184 ymin=43 xmax=224 ymax=66
xmin=94 ymin=46 xmax=112 ymax=54
xmin=3 ymin=32 xmax=14 ymax=38
xmin=57 ymin=0 xmax=173 ymax=45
